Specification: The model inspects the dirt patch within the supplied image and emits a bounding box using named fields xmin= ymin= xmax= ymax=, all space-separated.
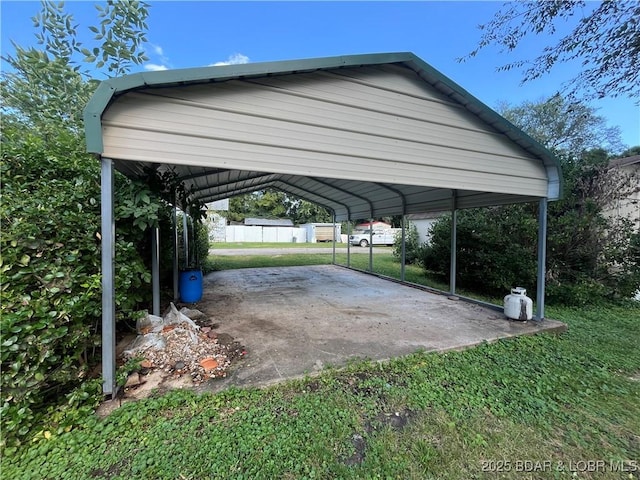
xmin=97 ymin=303 xmax=246 ymax=417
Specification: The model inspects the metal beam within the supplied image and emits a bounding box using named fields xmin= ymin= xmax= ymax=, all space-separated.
xmin=100 ymin=157 xmax=116 ymax=396
xmin=191 ymin=172 xmax=277 ymax=199
xmin=309 ymin=177 xmax=375 ymax=219
xmin=401 ymin=216 xmax=406 ymax=281
xmin=369 ymin=218 xmax=373 ymax=272
xmin=347 ymin=219 xmax=351 ymax=267
xmin=151 ymin=226 xmax=160 ymax=316
xmin=175 ymin=167 xmax=231 ymax=182
xmin=332 ymin=212 xmax=336 ymax=264
xmin=536 ymin=197 xmax=548 ymax=321
xmin=449 ymin=190 xmax=457 ymax=295
xmin=377 ymin=183 xmax=407 ymax=281
xmin=182 ymin=210 xmax=189 ymax=268
xmin=173 ymin=201 xmax=179 ymax=302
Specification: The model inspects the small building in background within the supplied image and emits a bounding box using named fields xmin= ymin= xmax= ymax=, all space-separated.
xmin=226 ymin=217 xmax=306 ymax=242
xmin=406 ymin=212 xmax=448 ymax=245
xmin=205 ymin=199 xmax=229 ymax=242
xmin=300 ymin=223 xmax=342 ymax=243
xmin=606 ymin=155 xmax=640 ymax=232
xmin=355 ymin=220 xmax=392 ymax=230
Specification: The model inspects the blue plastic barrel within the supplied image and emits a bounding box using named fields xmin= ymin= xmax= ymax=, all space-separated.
xmin=179 ymin=269 xmax=203 ymax=303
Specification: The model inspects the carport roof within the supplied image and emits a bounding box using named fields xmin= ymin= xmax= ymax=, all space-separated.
xmin=84 ymin=52 xmax=561 ymax=220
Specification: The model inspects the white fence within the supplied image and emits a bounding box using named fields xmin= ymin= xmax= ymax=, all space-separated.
xmin=225 ymin=226 xmax=308 ymax=243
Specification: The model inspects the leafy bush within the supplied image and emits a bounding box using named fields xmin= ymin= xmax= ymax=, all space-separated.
xmin=420 ymin=155 xmax=640 ymax=305
xmin=421 ymin=206 xmax=538 ymax=295
xmin=392 ymin=222 xmax=424 ymax=265
xmin=0 ymin=124 xmax=167 ymax=448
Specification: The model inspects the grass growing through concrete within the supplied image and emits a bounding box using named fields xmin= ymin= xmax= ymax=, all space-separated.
xmin=3 ymin=254 xmax=638 ymax=479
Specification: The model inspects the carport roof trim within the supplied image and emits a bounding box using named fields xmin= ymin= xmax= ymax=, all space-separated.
xmin=84 ymin=51 xmax=562 ymax=198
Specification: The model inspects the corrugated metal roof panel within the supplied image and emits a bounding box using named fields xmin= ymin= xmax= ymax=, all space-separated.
xmin=85 ymin=52 xmax=562 ymax=221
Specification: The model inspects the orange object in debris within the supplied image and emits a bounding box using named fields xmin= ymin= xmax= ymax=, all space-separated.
xmin=200 ymin=358 xmax=218 ymax=370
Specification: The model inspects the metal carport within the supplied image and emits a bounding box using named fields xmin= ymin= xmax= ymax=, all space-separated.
xmin=84 ymin=52 xmax=562 ymax=395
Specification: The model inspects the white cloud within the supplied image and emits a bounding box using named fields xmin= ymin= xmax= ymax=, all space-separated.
xmin=153 ymin=44 xmax=164 ymax=56
xmin=144 ymin=63 xmax=169 ymax=72
xmin=211 ymin=53 xmax=250 ymax=66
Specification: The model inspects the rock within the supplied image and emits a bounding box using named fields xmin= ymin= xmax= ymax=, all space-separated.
xmin=125 ymin=372 xmax=142 ymax=387
xmin=207 ymin=330 xmax=217 ymax=339
xmin=140 ymin=360 xmax=153 ymax=369
xmin=174 ymin=360 xmax=185 ymax=371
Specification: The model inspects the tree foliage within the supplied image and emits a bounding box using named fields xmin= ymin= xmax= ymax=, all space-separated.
xmin=497 ymin=95 xmax=624 ymax=156
xmin=1 ymin=0 xmax=149 ymax=135
xmin=463 ymin=1 xmax=640 ymax=101
xmin=0 ymin=0 xmax=162 ymax=450
xmin=392 ymin=221 xmax=423 ymax=265
xmin=227 ymin=190 xmax=331 ymax=224
xmin=0 ymin=124 xmax=167 ymax=448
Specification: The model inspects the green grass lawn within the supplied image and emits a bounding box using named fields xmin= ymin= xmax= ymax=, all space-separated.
xmin=3 ymin=254 xmax=639 ymax=479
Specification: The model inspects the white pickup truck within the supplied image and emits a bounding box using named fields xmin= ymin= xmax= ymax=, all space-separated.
xmin=349 ymin=229 xmax=399 ymax=247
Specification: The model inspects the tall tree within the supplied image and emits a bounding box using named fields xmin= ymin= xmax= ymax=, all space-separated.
xmin=497 ymin=94 xmax=625 ymax=157
xmin=1 ymin=0 xmax=149 ymax=135
xmin=463 ymin=1 xmax=640 ymax=101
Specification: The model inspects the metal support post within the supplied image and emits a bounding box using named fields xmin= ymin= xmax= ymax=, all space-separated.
xmin=449 ymin=191 xmax=457 ymax=295
xmin=182 ymin=209 xmax=189 ymax=269
xmin=100 ymin=157 xmax=116 ymax=396
xmin=332 ymin=213 xmax=336 ymax=265
xmin=536 ymin=198 xmax=548 ymax=321
xmin=347 ymin=219 xmax=351 ymax=267
xmin=401 ymin=215 xmax=406 ymax=282
xmin=151 ymin=226 xmax=160 ymax=316
xmin=172 ymin=202 xmax=179 ymax=301
xmin=369 ymin=218 xmax=373 ymax=272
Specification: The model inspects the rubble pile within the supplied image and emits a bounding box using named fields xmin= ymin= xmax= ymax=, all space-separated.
xmin=122 ymin=303 xmax=244 ymax=385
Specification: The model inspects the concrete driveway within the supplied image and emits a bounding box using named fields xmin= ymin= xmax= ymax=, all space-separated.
xmin=196 ymin=265 xmax=565 ymax=393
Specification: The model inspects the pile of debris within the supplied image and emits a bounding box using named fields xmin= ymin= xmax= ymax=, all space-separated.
xmin=122 ymin=303 xmax=245 ymax=386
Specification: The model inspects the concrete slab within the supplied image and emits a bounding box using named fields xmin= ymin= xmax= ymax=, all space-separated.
xmin=196 ymin=265 xmax=566 ymax=393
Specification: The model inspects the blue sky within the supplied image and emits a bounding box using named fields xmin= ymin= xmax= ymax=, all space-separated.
xmin=2 ymin=1 xmax=638 ymax=148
